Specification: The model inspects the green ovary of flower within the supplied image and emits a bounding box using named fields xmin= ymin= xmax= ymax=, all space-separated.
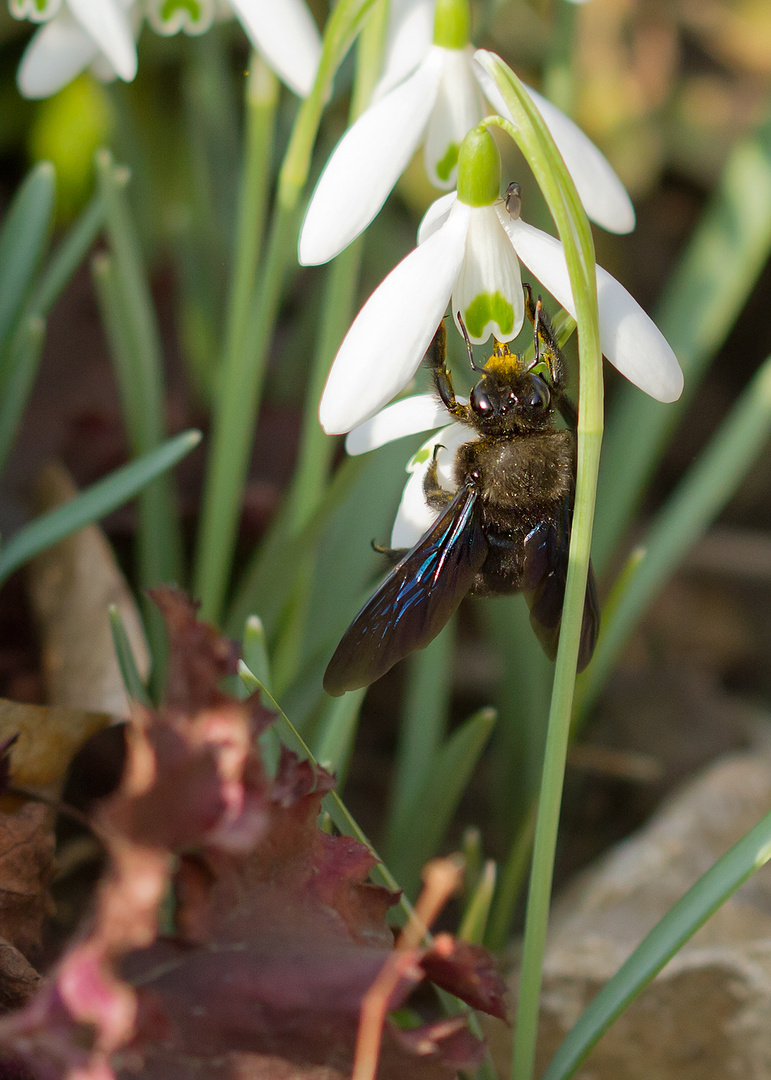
xmin=456 ymin=127 xmax=500 ymax=207
xmin=433 ymin=0 xmax=471 ymax=49
xmin=160 ymin=0 xmax=203 ymax=23
xmin=463 ymin=294 xmax=515 ymax=340
xmin=436 ymin=144 xmax=460 ymax=183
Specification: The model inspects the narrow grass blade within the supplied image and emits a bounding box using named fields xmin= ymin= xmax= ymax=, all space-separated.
xmin=0 ymin=162 xmax=55 ymax=362
xmin=0 ymin=430 xmax=201 ymax=588
xmin=30 ymin=191 xmax=106 ymax=317
xmin=459 ymin=860 xmax=497 ymax=946
xmin=237 ymin=661 xmax=407 ymax=902
xmin=541 ymin=806 xmax=771 ymax=1080
xmin=95 ymin=150 xmax=183 ymax=594
xmin=242 ymin=615 xmax=271 ymax=692
xmin=313 ymin=688 xmax=365 ymax=777
xmin=595 ymin=108 xmax=771 ymax=572
xmin=578 ymin=351 xmax=771 ymax=720
xmin=389 ymin=708 xmax=496 ymax=898
xmin=109 ymin=605 xmax=151 ymax=707
xmin=385 ymin=623 xmax=455 ymax=863
xmin=0 ymin=315 xmax=45 ymax=475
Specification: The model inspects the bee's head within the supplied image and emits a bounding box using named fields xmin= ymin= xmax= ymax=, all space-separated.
xmin=469 ymin=344 xmax=552 ymax=433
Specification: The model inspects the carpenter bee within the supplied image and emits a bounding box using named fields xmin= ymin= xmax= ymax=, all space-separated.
xmin=323 ymin=285 xmax=600 ymax=696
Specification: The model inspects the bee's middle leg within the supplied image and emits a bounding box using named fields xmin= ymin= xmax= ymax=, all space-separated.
xmin=423 ymin=445 xmax=455 ymax=513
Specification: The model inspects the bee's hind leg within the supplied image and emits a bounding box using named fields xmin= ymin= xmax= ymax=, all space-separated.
xmin=372 ymin=539 xmax=407 ymax=565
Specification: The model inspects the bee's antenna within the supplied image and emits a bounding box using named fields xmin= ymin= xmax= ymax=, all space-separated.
xmin=456 ymin=311 xmax=485 ymax=372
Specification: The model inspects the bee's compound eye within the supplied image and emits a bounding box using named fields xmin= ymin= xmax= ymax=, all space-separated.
xmin=470 ymin=385 xmax=492 ymax=415
xmin=529 ymin=377 xmax=551 ymax=410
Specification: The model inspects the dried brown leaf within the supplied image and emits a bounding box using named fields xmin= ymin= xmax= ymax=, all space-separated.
xmin=0 ymin=803 xmax=55 ymax=958
xmin=28 ymin=462 xmax=149 ymax=717
xmin=0 ymin=590 xmax=499 ymax=1080
xmin=0 ymin=699 xmax=110 ymax=802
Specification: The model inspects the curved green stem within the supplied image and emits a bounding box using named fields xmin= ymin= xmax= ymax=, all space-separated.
xmin=474 ymin=52 xmax=602 ymax=1080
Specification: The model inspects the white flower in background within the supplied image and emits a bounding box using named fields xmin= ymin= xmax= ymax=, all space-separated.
xmin=10 ymin=0 xmax=320 ymax=99
xmin=146 ymin=0 xmax=321 ymax=98
xmin=10 ymin=0 xmax=137 ymax=99
xmin=318 ymin=127 xmax=682 ymax=436
xmin=299 ymin=0 xmax=633 ymax=266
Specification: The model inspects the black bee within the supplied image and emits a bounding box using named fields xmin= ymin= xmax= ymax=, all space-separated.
xmin=323 ymin=285 xmax=600 ymax=696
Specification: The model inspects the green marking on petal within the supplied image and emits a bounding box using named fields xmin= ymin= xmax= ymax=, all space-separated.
xmin=161 ymin=0 xmax=201 ymax=22
xmin=411 ymin=446 xmax=432 ymax=467
xmin=464 ymin=293 xmax=515 ymax=340
xmin=435 ymin=143 xmax=460 ymax=183
xmin=10 ymin=0 xmax=57 ymax=20
xmin=149 ymin=0 xmax=212 ymax=33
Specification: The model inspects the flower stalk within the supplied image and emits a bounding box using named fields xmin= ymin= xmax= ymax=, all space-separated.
xmin=193 ymin=0 xmax=380 ymax=623
xmin=471 ymin=51 xmax=603 ymax=1080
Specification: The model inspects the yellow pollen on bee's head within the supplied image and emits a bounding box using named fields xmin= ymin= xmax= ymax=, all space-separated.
xmin=484 ymin=340 xmax=524 ymax=379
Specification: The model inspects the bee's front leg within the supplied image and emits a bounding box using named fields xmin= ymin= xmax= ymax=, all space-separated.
xmin=426 ymin=322 xmax=470 ymax=421
xmin=523 ymin=283 xmax=577 ymax=431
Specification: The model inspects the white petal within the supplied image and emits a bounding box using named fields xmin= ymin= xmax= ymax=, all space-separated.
xmin=229 ymin=0 xmax=321 ymax=98
xmin=424 ymin=46 xmax=484 ymax=190
xmin=390 ymin=424 xmax=473 ymax=548
xmin=299 ymin=48 xmax=444 ymax=265
xmin=452 ymin=204 xmax=524 ymax=343
xmin=67 ymin=0 xmax=136 ymax=80
xmin=373 ymin=0 xmax=434 ymax=101
xmin=319 ymin=201 xmax=471 ymax=434
xmin=505 ymin=217 xmax=683 ymax=402
xmin=417 ymin=191 xmax=456 ymax=245
xmin=473 ymin=58 xmax=635 ymax=235
xmin=524 ymin=86 xmax=634 ymax=234
xmin=345 ymin=394 xmax=452 ymax=455
xmin=17 ymin=15 xmax=97 ymax=98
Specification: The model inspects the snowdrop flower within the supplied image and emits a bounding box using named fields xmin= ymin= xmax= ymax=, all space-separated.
xmin=10 ymin=0 xmax=137 ymax=99
xmin=299 ymin=0 xmax=633 ymax=266
xmin=318 ymin=125 xmax=682 ymax=436
xmin=145 ymin=0 xmax=321 ymax=98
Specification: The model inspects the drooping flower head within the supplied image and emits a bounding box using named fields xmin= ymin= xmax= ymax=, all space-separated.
xmin=318 ymin=124 xmax=682 ymax=436
xmin=146 ymin=0 xmax=322 ymax=98
xmin=10 ymin=0 xmax=138 ymax=99
xmin=9 ymin=0 xmax=321 ymax=99
xmin=299 ymin=0 xmax=634 ymax=266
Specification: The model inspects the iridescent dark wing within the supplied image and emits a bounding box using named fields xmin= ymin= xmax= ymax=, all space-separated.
xmin=324 ymin=484 xmax=488 ymax=696
xmin=521 ymin=498 xmax=600 ymax=672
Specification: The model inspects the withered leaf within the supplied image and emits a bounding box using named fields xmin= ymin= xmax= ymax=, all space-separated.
xmin=0 ymin=802 xmax=54 ymax=959
xmin=0 ymin=590 xmax=501 ymax=1080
